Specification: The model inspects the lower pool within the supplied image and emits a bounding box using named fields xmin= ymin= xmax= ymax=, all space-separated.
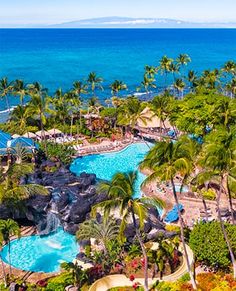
xmin=70 ymin=142 xmax=150 ymax=198
xmin=1 ymin=229 xmax=79 ymax=273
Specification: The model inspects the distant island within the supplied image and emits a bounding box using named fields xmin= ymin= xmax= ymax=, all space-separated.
xmin=2 ymin=16 xmax=236 ymax=28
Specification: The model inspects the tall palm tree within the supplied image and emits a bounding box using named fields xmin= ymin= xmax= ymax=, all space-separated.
xmin=222 ymin=61 xmax=236 ymax=77
xmin=0 ymin=219 xmax=20 ymax=276
xmin=173 ymin=78 xmax=185 ymax=99
xmin=27 ymin=88 xmax=50 ymax=141
xmin=72 ymin=80 xmax=88 ymax=97
xmin=0 ymin=77 xmax=13 ymax=113
xmin=10 ymin=105 xmax=30 ymax=132
xmin=13 ymin=79 xmax=28 ymax=106
xmin=226 ymin=78 xmax=236 ymax=98
xmin=144 ymin=65 xmax=157 ymax=78
xmin=0 ymin=232 xmax=7 ymax=287
xmin=92 ymin=171 xmax=164 ymax=291
xmin=200 ymin=131 xmax=236 ymax=278
xmin=159 ymin=56 xmax=174 ymax=88
xmin=169 ymin=63 xmax=179 ymax=82
xmin=52 ymin=88 xmax=70 ymax=131
xmin=201 ymin=128 xmax=236 ymax=224
xmin=140 ymin=137 xmax=198 ymax=290
xmin=138 ymin=75 xmax=157 ymax=97
xmin=151 ymin=94 xmax=172 ymax=131
xmin=76 ymin=217 xmax=119 ymax=255
xmin=187 ymin=70 xmax=198 ymax=92
xmin=110 ymin=80 xmax=127 ymax=96
xmin=87 ymin=72 xmax=103 ymax=97
xmin=117 ymin=96 xmax=150 ymax=145
xmin=176 ymin=54 xmax=191 ymax=76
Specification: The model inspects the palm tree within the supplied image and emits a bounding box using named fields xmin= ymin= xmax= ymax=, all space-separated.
xmin=110 ymin=80 xmax=127 ymax=96
xmin=159 ymin=56 xmax=174 ymax=88
xmin=0 ymin=232 xmax=7 ymax=287
xmin=169 ymin=63 xmax=179 ymax=82
xmin=0 ymin=219 xmax=20 ymax=276
xmin=201 ymin=128 xmax=236 ymax=224
xmin=201 ymin=69 xmax=221 ymax=91
xmin=87 ymin=72 xmax=103 ymax=97
xmin=200 ymin=131 xmax=236 ymax=277
xmin=0 ymin=77 xmax=13 ymax=113
xmin=140 ymin=137 xmax=198 ymax=290
xmin=138 ymin=75 xmax=157 ymax=97
xmin=173 ymin=78 xmax=185 ymax=99
xmin=27 ymin=90 xmax=50 ymax=141
xmin=76 ymin=217 xmax=119 ymax=255
xmin=0 ymin=162 xmax=48 ymax=206
xmin=144 ymin=65 xmax=157 ymax=78
xmin=13 ymin=79 xmax=28 ymax=106
xmin=187 ymin=70 xmax=198 ymax=92
xmin=226 ymin=78 xmax=236 ymax=98
xmin=72 ymin=80 xmax=88 ymax=97
xmin=10 ymin=105 xmax=31 ymax=132
xmin=117 ymin=96 xmax=150 ymax=145
xmin=222 ymin=61 xmax=236 ymax=77
xmin=176 ymin=54 xmax=191 ymax=76
xmin=151 ymin=94 xmax=172 ymax=131
xmin=92 ymin=171 xmax=164 ymax=291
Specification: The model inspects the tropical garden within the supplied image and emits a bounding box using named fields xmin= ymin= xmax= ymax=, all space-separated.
xmin=0 ymin=54 xmax=236 ymax=290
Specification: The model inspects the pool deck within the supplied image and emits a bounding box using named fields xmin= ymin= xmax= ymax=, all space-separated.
xmin=141 ymin=173 xmax=236 ymax=227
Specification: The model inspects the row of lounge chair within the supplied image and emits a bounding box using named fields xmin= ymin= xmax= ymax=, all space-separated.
xmin=73 ymin=143 xmax=116 ymax=154
xmin=73 ymin=139 xmax=132 ymax=155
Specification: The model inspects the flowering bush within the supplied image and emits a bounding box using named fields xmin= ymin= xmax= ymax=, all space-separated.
xmin=37 ymin=279 xmax=48 ymax=287
xmin=197 ymin=273 xmax=236 ymax=291
xmin=129 ymin=274 xmax=135 ymax=281
xmin=87 ymin=264 xmax=104 ymax=283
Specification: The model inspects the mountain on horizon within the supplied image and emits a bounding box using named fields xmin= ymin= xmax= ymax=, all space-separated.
xmin=48 ymin=16 xmax=236 ymax=28
xmin=2 ymin=17 xmax=236 ymax=28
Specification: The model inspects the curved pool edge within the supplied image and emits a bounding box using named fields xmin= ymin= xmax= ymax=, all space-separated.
xmin=1 ymin=228 xmax=79 ymax=274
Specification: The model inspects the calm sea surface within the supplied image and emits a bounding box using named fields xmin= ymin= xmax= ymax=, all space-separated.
xmin=1 ymin=28 xmax=236 ymax=112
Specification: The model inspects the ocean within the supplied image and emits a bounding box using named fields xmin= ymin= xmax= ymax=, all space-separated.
xmin=1 ymin=28 xmax=236 ymax=115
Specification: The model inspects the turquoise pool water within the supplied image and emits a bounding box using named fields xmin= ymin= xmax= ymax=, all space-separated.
xmin=70 ymin=142 xmax=150 ymax=198
xmin=1 ymin=229 xmax=79 ymax=273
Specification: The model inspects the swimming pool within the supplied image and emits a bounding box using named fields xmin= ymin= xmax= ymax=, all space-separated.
xmin=70 ymin=142 xmax=150 ymax=198
xmin=1 ymin=229 xmax=79 ymax=273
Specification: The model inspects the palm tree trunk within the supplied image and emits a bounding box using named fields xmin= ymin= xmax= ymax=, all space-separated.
xmin=202 ymin=196 xmax=209 ymax=222
xmin=5 ymin=95 xmax=11 ymax=113
xmin=70 ymin=115 xmax=74 ymax=138
xmin=226 ymin=177 xmax=235 ymax=225
xmin=8 ymin=243 xmax=12 ymax=277
xmin=131 ymin=208 xmax=149 ymax=291
xmin=217 ymin=179 xmax=236 ymax=278
xmin=170 ymin=179 xmax=197 ymax=290
xmin=137 ymin=126 xmax=151 ymax=149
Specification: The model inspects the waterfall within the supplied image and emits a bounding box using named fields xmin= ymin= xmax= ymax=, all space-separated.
xmin=39 ymin=211 xmax=61 ymax=236
xmin=38 ymin=199 xmax=61 ymax=236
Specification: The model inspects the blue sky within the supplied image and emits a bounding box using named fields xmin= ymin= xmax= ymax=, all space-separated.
xmin=1 ymin=0 xmax=236 ymax=25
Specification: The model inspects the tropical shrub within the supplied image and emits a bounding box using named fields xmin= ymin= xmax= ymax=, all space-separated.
xmin=189 ymin=221 xmax=236 ymax=270
xmin=42 ymin=142 xmax=76 ymax=165
xmin=45 ymin=272 xmax=74 ymax=291
xmin=202 ymin=189 xmax=216 ymax=200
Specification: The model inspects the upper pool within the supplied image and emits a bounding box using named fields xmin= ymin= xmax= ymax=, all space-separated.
xmin=70 ymin=142 xmax=150 ymax=198
xmin=1 ymin=229 xmax=79 ymax=273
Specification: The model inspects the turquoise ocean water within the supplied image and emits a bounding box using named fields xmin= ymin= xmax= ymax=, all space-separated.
xmin=1 ymin=28 xmax=236 ymax=113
